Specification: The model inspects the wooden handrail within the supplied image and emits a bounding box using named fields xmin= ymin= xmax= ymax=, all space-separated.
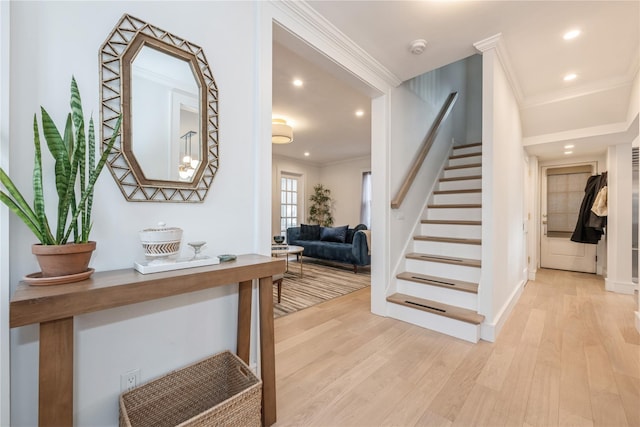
xmin=390 ymin=92 xmax=458 ymax=209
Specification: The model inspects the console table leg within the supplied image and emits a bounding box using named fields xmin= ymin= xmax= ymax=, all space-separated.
xmin=39 ymin=317 xmax=73 ymax=427
xmin=258 ymin=276 xmax=276 ymax=426
xmin=237 ymin=280 xmax=252 ymax=364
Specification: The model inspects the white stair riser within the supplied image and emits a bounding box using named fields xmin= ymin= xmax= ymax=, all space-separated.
xmin=452 ymin=146 xmax=482 ymax=156
xmin=397 ymin=279 xmax=478 ymax=310
xmin=413 ymin=240 xmax=481 ymax=259
xmin=427 ymin=207 xmax=481 ymax=221
xmin=438 ymin=179 xmax=482 ymax=191
xmin=443 ymin=166 xmax=482 ymax=179
xmin=448 ymin=155 xmax=482 ymax=167
xmin=405 ymin=258 xmax=481 ymax=282
xmin=420 ymin=223 xmax=482 ymax=239
xmin=432 ymin=192 xmax=482 ymax=205
xmin=387 ymin=303 xmax=480 ymax=343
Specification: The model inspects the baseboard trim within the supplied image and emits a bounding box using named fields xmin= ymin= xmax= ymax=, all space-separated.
xmin=604 ymin=278 xmax=636 ymax=295
xmin=528 ymin=268 xmax=537 ymax=281
xmin=480 ymin=278 xmax=526 ymax=342
xmin=636 ymin=311 xmax=640 ymax=335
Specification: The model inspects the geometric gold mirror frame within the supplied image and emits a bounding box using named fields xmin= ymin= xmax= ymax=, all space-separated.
xmin=100 ymin=14 xmax=219 ymax=202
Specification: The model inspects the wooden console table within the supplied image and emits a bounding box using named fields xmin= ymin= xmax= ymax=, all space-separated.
xmin=10 ymin=254 xmax=284 ymax=427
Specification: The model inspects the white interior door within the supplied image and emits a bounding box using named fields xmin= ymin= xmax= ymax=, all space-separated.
xmin=540 ymin=165 xmax=597 ymax=273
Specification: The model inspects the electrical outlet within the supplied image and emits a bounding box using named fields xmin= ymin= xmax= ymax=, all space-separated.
xmin=120 ymin=369 xmax=140 ymax=392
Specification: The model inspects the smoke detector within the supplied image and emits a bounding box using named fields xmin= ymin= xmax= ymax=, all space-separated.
xmin=409 ymin=39 xmax=428 ymax=55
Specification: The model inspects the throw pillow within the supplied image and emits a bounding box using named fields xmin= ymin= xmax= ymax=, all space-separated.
xmin=320 ymin=225 xmax=349 ymax=243
xmin=346 ymin=224 xmax=368 ymax=243
xmin=299 ymin=224 xmax=321 ymax=240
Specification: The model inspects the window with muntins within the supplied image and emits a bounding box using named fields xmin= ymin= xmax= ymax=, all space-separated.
xmin=547 ymin=168 xmax=591 ymax=236
xmin=280 ymin=174 xmax=300 ymax=236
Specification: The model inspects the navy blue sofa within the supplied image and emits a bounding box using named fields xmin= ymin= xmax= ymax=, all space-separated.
xmin=286 ymin=224 xmax=370 ymax=273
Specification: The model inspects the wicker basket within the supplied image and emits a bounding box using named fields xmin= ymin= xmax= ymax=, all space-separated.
xmin=119 ymin=351 xmax=262 ymax=427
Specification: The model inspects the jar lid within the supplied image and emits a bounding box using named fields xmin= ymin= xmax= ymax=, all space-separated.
xmin=141 ymin=221 xmax=182 ymax=233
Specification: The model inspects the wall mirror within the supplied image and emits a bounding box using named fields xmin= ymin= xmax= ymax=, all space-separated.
xmin=100 ymin=14 xmax=219 ymax=202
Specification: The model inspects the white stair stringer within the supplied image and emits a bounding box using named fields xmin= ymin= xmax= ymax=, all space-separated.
xmin=388 ymin=142 xmax=485 ymax=343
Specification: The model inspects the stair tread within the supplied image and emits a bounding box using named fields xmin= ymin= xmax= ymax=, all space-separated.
xmin=449 ymin=152 xmax=482 ymax=160
xmin=421 ymin=220 xmax=482 ymax=225
xmin=427 ymin=203 xmax=482 ymax=209
xmin=444 ymin=163 xmax=482 ymax=170
xmin=439 ymin=175 xmax=482 ymax=182
xmin=406 ymin=252 xmax=481 ymax=268
xmin=396 ymin=272 xmax=478 ymax=293
xmin=414 ymin=235 xmax=481 ymax=245
xmin=434 ymin=189 xmax=481 ymax=195
xmin=387 ymin=293 xmax=484 ymax=324
xmin=453 ymin=142 xmax=482 ymax=150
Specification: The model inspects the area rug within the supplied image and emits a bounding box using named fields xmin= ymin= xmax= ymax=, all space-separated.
xmin=273 ymin=258 xmax=370 ymax=318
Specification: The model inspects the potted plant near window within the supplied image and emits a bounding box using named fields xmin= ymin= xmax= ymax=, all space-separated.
xmin=0 ymin=77 xmax=121 ymax=284
xmin=308 ymin=184 xmax=334 ymax=227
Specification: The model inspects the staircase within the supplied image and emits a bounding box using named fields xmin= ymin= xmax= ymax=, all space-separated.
xmin=387 ymin=142 xmax=485 ymax=343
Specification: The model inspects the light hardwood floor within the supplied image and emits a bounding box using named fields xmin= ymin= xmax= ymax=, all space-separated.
xmin=273 ymin=269 xmax=640 ymax=426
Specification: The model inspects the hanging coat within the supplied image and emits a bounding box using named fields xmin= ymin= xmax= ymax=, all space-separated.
xmin=571 ymin=174 xmax=604 ymax=244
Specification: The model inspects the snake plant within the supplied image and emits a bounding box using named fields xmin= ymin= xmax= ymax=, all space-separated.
xmin=0 ymin=77 xmax=121 ymax=245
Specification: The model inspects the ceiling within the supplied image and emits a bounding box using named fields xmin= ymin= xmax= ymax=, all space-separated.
xmin=273 ymin=1 xmax=639 ymax=164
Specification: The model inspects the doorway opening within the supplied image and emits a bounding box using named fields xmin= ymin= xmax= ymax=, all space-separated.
xmin=540 ymin=163 xmax=598 ymax=273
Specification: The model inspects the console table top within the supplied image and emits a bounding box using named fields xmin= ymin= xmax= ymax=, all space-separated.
xmin=11 ymin=253 xmax=284 ymax=328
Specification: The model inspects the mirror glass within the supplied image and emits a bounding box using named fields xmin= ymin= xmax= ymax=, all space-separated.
xmin=131 ymin=46 xmax=201 ymax=182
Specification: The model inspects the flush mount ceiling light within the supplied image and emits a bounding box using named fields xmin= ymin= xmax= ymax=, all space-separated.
xmin=409 ymin=39 xmax=428 ymax=55
xmin=563 ymin=29 xmax=581 ymax=40
xmin=272 ymin=118 xmax=293 ymax=144
xmin=355 ymin=110 xmax=365 ymax=117
xmin=293 ymin=79 xmax=303 ymax=87
xmin=564 ymin=150 xmax=573 ymax=155
xmin=564 ymin=73 xmax=577 ymax=81
xmin=564 ymin=144 xmax=575 ymax=149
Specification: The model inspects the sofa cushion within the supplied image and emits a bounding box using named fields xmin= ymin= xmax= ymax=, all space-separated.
xmin=346 ymin=223 xmax=368 ymax=243
xmin=320 ymin=225 xmax=348 ymax=243
xmin=297 ymin=241 xmax=354 ymax=262
xmin=299 ymin=224 xmax=321 ymax=240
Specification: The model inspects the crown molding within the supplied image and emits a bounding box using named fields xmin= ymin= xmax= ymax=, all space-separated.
xmin=474 ymin=33 xmax=525 ymax=106
xmin=521 ymin=78 xmax=633 ymax=109
xmin=269 ymin=0 xmax=402 ymax=91
xmin=474 ymin=34 xmax=639 ymax=111
xmin=473 ymin=33 xmax=502 ymax=53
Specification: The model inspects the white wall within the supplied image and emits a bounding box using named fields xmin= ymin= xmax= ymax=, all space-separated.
xmin=0 ymin=1 xmax=10 ymax=424
xmin=606 ymin=143 xmax=635 ymax=294
xmin=479 ymin=43 xmax=527 ymax=341
xmin=632 ymin=71 xmax=640 ymax=333
xmin=7 ymin=2 xmax=266 ymax=425
xmin=319 ymin=156 xmax=371 ymax=227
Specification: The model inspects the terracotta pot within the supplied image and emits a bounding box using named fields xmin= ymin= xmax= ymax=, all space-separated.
xmin=32 ymin=241 xmax=96 ymax=278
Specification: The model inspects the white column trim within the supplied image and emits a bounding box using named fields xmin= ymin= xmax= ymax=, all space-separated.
xmin=0 ymin=1 xmax=11 ymax=424
xmin=473 ymin=32 xmax=524 ymax=106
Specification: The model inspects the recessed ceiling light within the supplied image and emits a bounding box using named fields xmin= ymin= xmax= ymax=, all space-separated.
xmin=355 ymin=110 xmax=365 ymax=117
xmin=293 ymin=79 xmax=303 ymax=87
xmin=304 ymin=152 xmax=310 ymax=157
xmin=564 ymin=150 xmax=573 ymax=155
xmin=563 ymin=29 xmax=581 ymax=40
xmin=564 ymin=73 xmax=577 ymax=82
xmin=564 ymin=144 xmax=575 ymax=149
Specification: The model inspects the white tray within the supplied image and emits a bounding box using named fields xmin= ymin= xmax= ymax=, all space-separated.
xmin=134 ymin=256 xmax=220 ymax=274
